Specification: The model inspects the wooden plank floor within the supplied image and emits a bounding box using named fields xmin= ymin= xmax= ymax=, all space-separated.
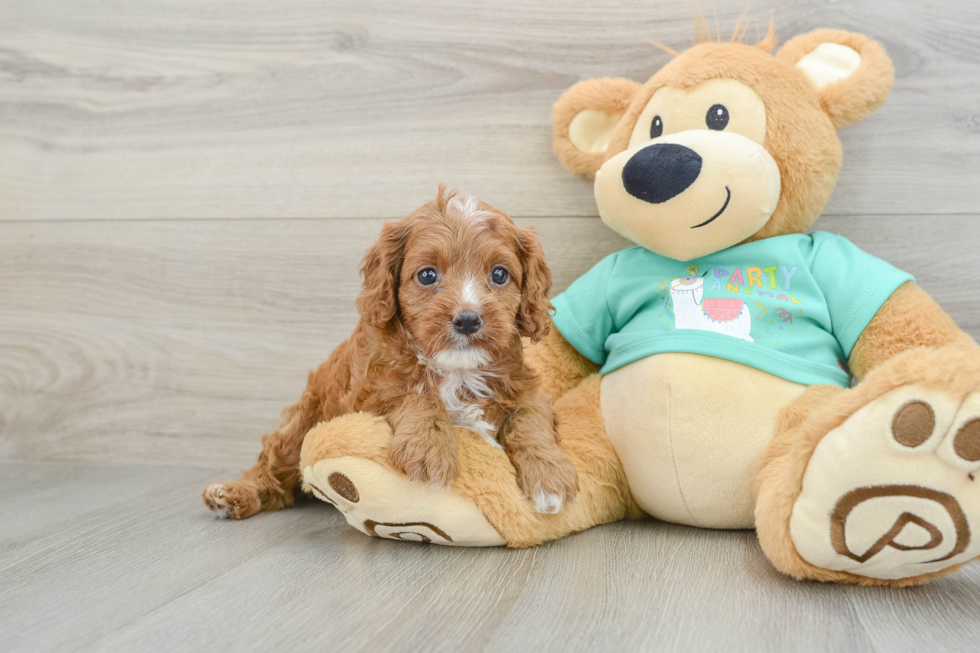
xmin=2 ymin=0 xmax=980 ymax=650
xmin=2 ymin=462 xmax=979 ymax=653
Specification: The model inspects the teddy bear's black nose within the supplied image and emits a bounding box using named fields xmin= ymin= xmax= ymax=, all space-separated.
xmin=622 ymin=143 xmax=702 ymax=204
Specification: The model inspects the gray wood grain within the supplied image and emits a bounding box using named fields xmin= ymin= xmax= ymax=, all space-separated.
xmin=0 ymin=462 xmax=976 ymax=653
xmin=2 ymin=215 xmax=979 ymax=469
xmin=1 ymin=0 xmax=979 ymax=220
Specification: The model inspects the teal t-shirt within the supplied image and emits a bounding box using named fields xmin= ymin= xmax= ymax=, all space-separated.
xmin=551 ymin=232 xmax=914 ymax=388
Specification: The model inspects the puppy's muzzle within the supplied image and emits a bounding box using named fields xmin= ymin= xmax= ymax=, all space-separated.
xmin=452 ymin=310 xmax=483 ymax=336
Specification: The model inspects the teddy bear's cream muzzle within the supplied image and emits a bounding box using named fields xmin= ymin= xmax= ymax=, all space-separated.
xmin=594 ymin=129 xmax=781 ymax=262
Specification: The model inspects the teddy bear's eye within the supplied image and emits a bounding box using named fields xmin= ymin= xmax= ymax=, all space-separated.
xmin=706 ymin=104 xmax=729 ymax=130
xmin=650 ymin=115 xmax=663 ymax=138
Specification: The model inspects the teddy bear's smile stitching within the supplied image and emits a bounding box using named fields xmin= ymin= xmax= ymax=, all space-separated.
xmin=691 ymin=186 xmax=731 ymax=229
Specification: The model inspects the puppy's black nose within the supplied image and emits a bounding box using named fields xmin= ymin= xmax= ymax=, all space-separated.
xmin=622 ymin=143 xmax=702 ymax=204
xmin=453 ymin=310 xmax=483 ymax=335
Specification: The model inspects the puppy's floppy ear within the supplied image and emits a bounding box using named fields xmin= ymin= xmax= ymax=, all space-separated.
xmin=777 ymin=29 xmax=894 ymax=129
xmin=514 ymin=226 xmax=553 ymax=343
xmin=357 ymin=220 xmax=410 ymax=329
xmin=553 ymin=77 xmax=641 ymax=179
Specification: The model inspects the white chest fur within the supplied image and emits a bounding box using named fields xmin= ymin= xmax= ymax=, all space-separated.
xmin=416 ymin=347 xmax=503 ymax=449
xmin=437 ymin=368 xmax=502 ymax=450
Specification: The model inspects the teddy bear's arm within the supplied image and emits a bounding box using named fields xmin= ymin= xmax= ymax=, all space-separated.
xmin=523 ymin=326 xmax=599 ymax=400
xmin=847 ymin=281 xmax=976 ymax=381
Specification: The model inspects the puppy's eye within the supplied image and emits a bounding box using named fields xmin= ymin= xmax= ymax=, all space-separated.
xmin=706 ymin=104 xmax=729 ymax=130
xmin=416 ymin=267 xmax=438 ymax=286
xmin=490 ymin=267 xmax=509 ymax=285
xmin=650 ymin=115 xmax=663 ymax=138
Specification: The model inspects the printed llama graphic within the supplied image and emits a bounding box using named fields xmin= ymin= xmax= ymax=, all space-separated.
xmin=670 ymin=276 xmax=754 ymax=342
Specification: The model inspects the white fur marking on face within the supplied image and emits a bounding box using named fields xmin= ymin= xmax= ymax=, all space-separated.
xmin=532 ymin=489 xmax=563 ymax=514
xmin=447 ymin=194 xmax=491 ymax=221
xmin=461 ymin=275 xmax=481 ymax=307
xmin=430 ymin=347 xmax=489 ymax=371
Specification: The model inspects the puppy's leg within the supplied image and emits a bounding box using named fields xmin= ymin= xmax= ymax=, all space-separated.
xmin=388 ymin=394 xmax=459 ymax=488
xmin=499 ymin=392 xmax=579 ymax=514
xmin=203 ymin=343 xmax=351 ymax=519
xmin=203 ymin=390 xmax=324 ymax=519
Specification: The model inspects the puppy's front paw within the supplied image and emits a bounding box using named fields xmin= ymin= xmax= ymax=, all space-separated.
xmin=514 ymin=453 xmax=579 ymax=514
xmin=389 ymin=428 xmax=459 ymax=489
xmin=531 ymin=489 xmax=566 ymax=515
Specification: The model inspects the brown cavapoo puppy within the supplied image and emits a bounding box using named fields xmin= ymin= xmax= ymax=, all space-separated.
xmin=203 ymin=188 xmax=579 ymax=519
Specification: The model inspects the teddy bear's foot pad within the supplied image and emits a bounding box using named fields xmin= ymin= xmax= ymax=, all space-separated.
xmin=303 ymin=456 xmax=506 ymax=547
xmin=790 ymin=385 xmax=980 ymax=580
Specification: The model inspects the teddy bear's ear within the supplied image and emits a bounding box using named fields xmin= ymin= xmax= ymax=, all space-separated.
xmin=552 ymin=77 xmax=641 ymax=178
xmin=777 ymin=29 xmax=894 ymax=129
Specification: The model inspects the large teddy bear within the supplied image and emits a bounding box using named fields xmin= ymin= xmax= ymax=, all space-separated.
xmin=298 ymin=25 xmax=980 ymax=586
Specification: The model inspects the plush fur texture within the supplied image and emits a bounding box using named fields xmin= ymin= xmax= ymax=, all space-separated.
xmin=776 ymin=29 xmax=895 ymax=129
xmin=204 ymin=188 xmax=578 ymax=518
xmin=848 ymin=282 xmax=975 ymax=380
xmin=553 ymin=77 xmax=642 ymax=178
xmin=755 ymin=341 xmax=980 ymax=586
xmin=521 ymin=329 xmax=598 ymax=400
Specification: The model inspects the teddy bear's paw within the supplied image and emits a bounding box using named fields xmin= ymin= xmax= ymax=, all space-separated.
xmin=302 ymin=456 xmax=506 ymax=547
xmin=790 ymin=385 xmax=980 ymax=580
